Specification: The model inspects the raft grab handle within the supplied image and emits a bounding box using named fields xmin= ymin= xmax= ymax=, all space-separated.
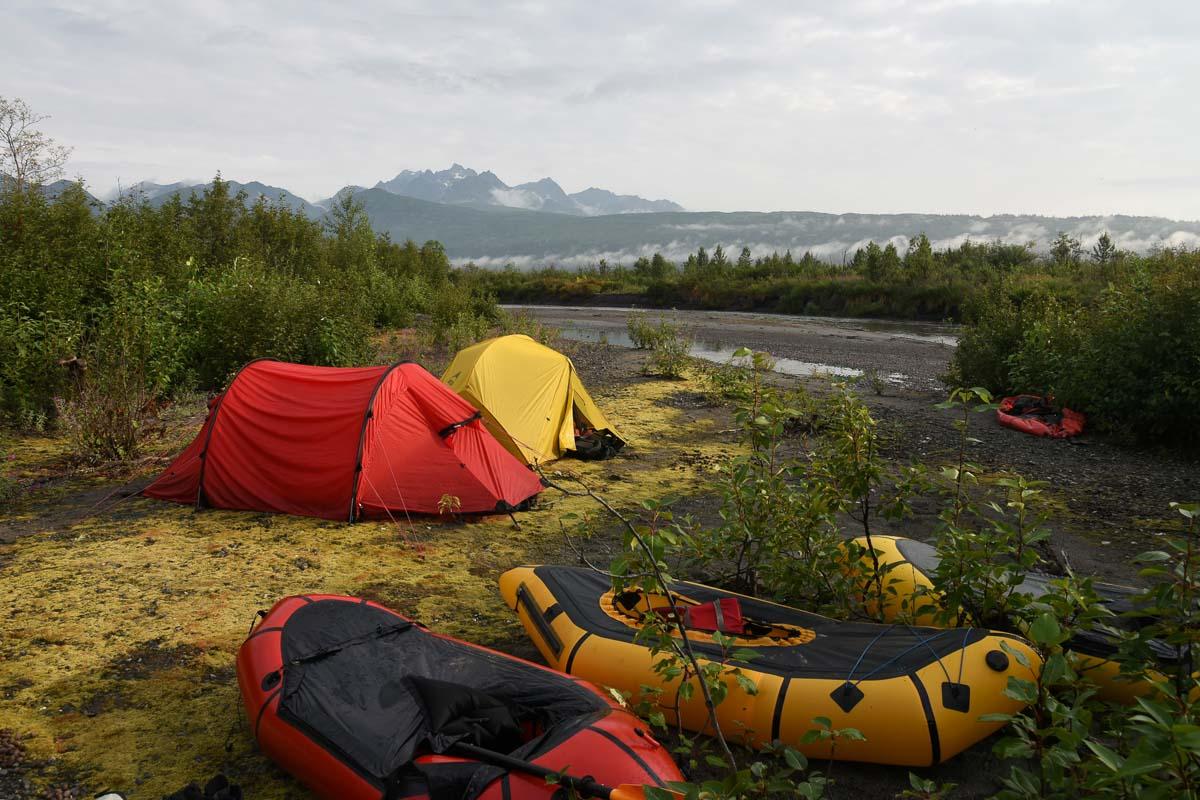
xmin=517 ymin=582 xmax=564 ymax=657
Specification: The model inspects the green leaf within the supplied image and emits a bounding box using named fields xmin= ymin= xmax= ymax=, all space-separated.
xmin=783 ymin=747 xmax=807 ymax=771
xmin=992 ymin=736 xmax=1033 ymax=759
xmin=1028 ymin=612 xmax=1063 ymax=646
xmin=1002 ymin=675 xmax=1038 ymax=705
xmin=1170 ymin=501 xmax=1199 ymax=519
xmin=1084 ymin=740 xmax=1123 ymax=772
xmin=734 ymin=672 xmax=759 ymax=696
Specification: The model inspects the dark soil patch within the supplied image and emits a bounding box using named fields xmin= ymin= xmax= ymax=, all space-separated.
xmin=102 ymin=639 xmax=202 ymax=681
xmin=80 ymin=689 xmax=134 ymax=718
xmin=2 ymin=678 xmax=34 ymax=700
xmin=3 ymin=479 xmax=154 ymax=545
xmin=353 ymin=580 xmax=452 ymax=620
xmin=866 ymin=391 xmax=1199 ymax=584
xmin=656 ymin=390 xmax=721 ymax=410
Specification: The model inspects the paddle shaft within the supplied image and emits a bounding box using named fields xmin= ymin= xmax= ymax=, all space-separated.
xmin=450 ymin=741 xmax=615 ymax=799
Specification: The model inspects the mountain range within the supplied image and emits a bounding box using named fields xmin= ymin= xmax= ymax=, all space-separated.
xmin=115 ymin=165 xmax=681 ymax=220
xmin=15 ymin=167 xmax=1200 ymax=267
xmin=366 ymin=164 xmax=683 ymax=216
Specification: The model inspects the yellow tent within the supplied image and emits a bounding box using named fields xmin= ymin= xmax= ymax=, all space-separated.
xmin=442 ymin=334 xmax=623 ymax=465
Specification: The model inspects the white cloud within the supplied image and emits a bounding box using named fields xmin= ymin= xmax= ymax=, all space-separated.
xmin=490 ymin=187 xmax=543 ymax=210
xmin=3 ymin=0 xmax=1198 ymax=218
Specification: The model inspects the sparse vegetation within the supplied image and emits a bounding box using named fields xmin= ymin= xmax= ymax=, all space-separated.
xmin=570 ymin=361 xmax=1200 ymax=799
xmin=627 ymin=312 xmax=692 ymax=378
xmin=495 ymin=307 xmax=561 ymax=345
xmin=484 ymin=237 xmax=1199 ymax=448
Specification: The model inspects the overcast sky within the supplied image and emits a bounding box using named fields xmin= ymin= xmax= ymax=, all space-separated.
xmin=5 ymin=0 xmax=1199 ymax=218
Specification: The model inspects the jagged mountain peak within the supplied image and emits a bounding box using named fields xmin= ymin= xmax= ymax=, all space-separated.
xmin=371 ymin=164 xmax=682 ymax=216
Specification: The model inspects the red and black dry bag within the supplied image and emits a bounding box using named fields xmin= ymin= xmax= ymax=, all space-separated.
xmin=683 ymin=598 xmax=745 ymax=634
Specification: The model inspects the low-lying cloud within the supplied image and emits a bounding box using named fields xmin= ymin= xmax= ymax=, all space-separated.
xmin=452 ymin=216 xmax=1200 ymax=270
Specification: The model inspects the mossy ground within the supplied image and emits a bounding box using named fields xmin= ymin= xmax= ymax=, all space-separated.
xmin=0 ymin=347 xmax=738 ymax=799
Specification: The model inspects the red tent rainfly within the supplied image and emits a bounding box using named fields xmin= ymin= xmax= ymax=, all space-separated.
xmin=144 ymin=360 xmax=543 ymax=520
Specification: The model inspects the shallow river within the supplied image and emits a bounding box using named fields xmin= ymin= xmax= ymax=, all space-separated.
xmin=505 ymin=304 xmax=959 ymax=389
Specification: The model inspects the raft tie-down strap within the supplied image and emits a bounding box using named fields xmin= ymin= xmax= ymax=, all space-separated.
xmin=438 ymin=411 xmax=482 ymax=438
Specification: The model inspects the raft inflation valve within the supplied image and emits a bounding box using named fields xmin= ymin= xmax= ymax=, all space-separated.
xmin=985 ymin=650 xmax=1010 ymax=672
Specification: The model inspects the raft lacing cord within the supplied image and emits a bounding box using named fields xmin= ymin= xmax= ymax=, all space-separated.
xmin=895 ymin=621 xmax=973 ymax=687
xmin=843 ymin=625 xmax=964 ymax=688
xmin=288 ymin=622 xmax=412 ymax=665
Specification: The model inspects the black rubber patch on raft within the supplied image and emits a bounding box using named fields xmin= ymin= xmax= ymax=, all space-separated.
xmin=830 ymin=681 xmax=864 ymax=713
xmin=941 ymin=681 xmax=971 ymax=713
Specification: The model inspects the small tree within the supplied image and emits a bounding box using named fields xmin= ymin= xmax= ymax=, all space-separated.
xmin=0 ymin=97 xmax=72 ymax=192
xmin=1049 ymin=232 xmax=1083 ymax=266
xmin=711 ymin=244 xmax=729 ymax=270
xmin=736 ymin=246 xmax=753 ymax=270
xmin=904 ymin=233 xmax=934 ymax=283
xmin=1090 ymin=231 xmax=1117 ymax=264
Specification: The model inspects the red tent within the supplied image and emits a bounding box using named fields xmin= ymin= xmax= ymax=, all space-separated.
xmin=144 ymin=360 xmax=543 ymax=520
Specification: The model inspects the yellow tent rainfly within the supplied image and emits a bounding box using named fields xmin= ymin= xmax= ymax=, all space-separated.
xmin=499 ymin=565 xmax=1042 ymax=767
xmin=845 ymin=535 xmax=1183 ymax=704
xmin=442 ymin=334 xmax=623 ymax=465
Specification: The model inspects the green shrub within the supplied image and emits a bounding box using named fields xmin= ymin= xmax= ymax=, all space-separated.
xmin=181 ymin=260 xmax=373 ymax=387
xmin=445 ymin=313 xmax=493 ymax=354
xmin=0 ymin=305 xmax=83 ymax=427
xmin=428 ymin=278 xmax=498 ymax=348
xmin=57 ymin=274 xmax=184 ymax=462
xmin=625 ymin=310 xmax=659 ymax=349
xmin=496 ymin=308 xmax=560 ymax=345
xmin=372 ymin=273 xmax=430 ymax=329
xmin=640 ymin=317 xmax=692 ymax=378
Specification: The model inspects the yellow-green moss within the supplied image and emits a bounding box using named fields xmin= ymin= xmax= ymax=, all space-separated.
xmin=0 ymin=373 xmax=739 ymax=798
